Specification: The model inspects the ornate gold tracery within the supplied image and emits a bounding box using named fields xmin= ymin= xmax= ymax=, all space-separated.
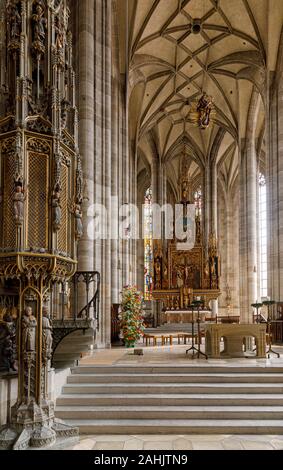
xmin=27 ymin=151 xmax=49 ymax=250
xmin=57 ymin=162 xmax=69 ymax=254
xmin=3 ymin=151 xmax=17 ymax=248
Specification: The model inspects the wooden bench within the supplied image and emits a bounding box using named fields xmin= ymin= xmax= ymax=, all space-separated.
xmin=143 ymin=332 xmax=204 ymax=346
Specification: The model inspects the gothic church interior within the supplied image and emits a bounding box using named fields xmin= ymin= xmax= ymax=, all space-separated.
xmin=0 ymin=0 xmax=283 ymax=451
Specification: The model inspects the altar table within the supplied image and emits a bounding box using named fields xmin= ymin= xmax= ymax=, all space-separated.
xmin=205 ymin=323 xmax=267 ymax=358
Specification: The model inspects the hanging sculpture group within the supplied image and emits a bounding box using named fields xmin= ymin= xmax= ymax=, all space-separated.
xmin=188 ymin=92 xmax=215 ymax=130
xmin=0 ymin=0 xmax=82 ymax=450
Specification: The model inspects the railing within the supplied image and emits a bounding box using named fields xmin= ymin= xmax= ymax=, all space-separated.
xmin=73 ymin=271 xmax=101 ymax=328
xmin=53 ymin=271 xmax=100 ymax=328
xmin=51 ymin=271 xmax=100 ymax=365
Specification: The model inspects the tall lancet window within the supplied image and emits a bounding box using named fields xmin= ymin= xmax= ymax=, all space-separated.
xmin=259 ymin=173 xmax=267 ymax=297
xmin=194 ymin=186 xmax=202 ymax=219
xmin=144 ymin=188 xmax=153 ymax=300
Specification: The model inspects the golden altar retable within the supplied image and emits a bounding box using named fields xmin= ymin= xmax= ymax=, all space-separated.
xmin=152 ymin=216 xmax=221 ymax=312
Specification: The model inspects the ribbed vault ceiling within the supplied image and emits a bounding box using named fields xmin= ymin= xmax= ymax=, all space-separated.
xmin=123 ymin=0 xmax=283 ymax=195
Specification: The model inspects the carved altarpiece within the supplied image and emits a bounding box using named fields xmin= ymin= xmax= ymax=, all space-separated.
xmin=152 ymin=211 xmax=221 ymax=312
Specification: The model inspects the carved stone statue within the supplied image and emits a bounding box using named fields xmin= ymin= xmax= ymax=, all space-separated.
xmin=32 ymin=1 xmax=47 ymax=44
xmin=61 ymin=99 xmax=69 ymax=129
xmin=55 ymin=15 xmax=64 ymax=49
xmin=0 ymin=312 xmax=17 ymax=372
xmin=195 ymin=215 xmax=201 ymax=243
xmin=22 ymin=307 xmax=37 ymax=353
xmin=183 ymin=287 xmax=192 ymax=309
xmin=74 ymin=204 xmax=83 ymax=239
xmin=42 ymin=307 xmax=52 ymax=362
xmin=204 ymin=261 xmax=210 ymax=278
xmin=181 ymin=180 xmax=189 ymax=202
xmin=184 ymin=265 xmax=191 ymax=287
xmin=176 ymin=268 xmax=184 ymax=288
xmin=154 ymin=257 xmax=162 ymax=289
xmin=13 ymin=183 xmax=25 ymax=225
xmin=76 ymin=166 xmax=83 ymax=205
xmin=52 ymin=188 xmax=61 ymax=230
xmin=8 ymin=1 xmax=21 ymax=41
xmin=163 ymin=263 xmax=168 ymax=288
xmin=197 ymin=93 xmax=213 ymax=129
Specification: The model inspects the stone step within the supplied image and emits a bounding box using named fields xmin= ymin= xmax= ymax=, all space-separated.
xmin=53 ymin=329 xmax=94 ymax=369
xmin=57 ymin=337 xmax=94 ymax=345
xmin=60 ymin=418 xmax=283 ymax=435
xmin=55 ymin=405 xmax=283 ymax=420
xmin=67 ymin=372 xmax=283 ymax=384
xmin=56 ymin=393 xmax=283 ymax=407
xmin=71 ymin=365 xmax=283 ymax=375
xmin=62 ymin=382 xmax=283 ymax=395
xmin=56 ymin=364 xmax=283 ymax=435
xmin=56 ymin=347 xmax=91 ymax=355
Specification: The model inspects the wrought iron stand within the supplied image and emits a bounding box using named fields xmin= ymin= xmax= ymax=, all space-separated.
xmin=186 ymin=300 xmax=207 ymax=359
xmin=263 ymin=300 xmax=280 ymax=358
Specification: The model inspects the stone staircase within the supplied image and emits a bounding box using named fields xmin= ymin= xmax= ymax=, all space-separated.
xmin=52 ymin=329 xmax=95 ymax=369
xmin=55 ymin=364 xmax=283 ymax=434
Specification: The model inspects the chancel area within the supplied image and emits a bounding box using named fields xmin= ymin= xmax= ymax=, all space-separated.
xmin=0 ymin=0 xmax=283 ymax=452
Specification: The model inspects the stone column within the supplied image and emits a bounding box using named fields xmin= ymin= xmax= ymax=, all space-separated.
xmin=268 ymin=32 xmax=283 ymax=301
xmin=77 ymin=0 xmax=95 ymax=275
xmin=211 ymin=163 xmax=218 ymax=237
xmin=110 ymin=7 xmax=120 ymax=305
xmin=211 ymin=162 xmax=218 ymax=315
xmin=120 ymin=91 xmax=130 ymax=289
xmin=74 ymin=0 xmax=114 ymax=346
xmin=239 ymin=89 xmax=260 ymax=322
xmin=74 ymin=0 xmax=96 ymax=331
xmin=151 ymin=159 xmax=159 ymax=206
xmin=137 ymin=188 xmax=145 ymax=293
xmin=204 ymin=164 xmax=211 ymax=252
xmin=129 ymin=148 xmax=138 ymax=286
xmin=93 ymin=0 xmax=112 ymax=348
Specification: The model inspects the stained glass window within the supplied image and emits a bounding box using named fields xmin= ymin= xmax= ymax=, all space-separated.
xmin=144 ymin=188 xmax=153 ymax=300
xmin=259 ymin=173 xmax=267 ymax=297
xmin=194 ymin=186 xmax=202 ymax=219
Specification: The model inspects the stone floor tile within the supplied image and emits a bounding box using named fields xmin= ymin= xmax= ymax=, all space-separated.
xmin=192 ymin=442 xmax=224 ymax=450
xmin=136 ymin=435 xmax=180 ymax=441
xmin=72 ymin=443 xmax=95 ymax=450
xmin=93 ymin=442 xmax=125 ymax=450
xmin=78 ymin=438 xmax=96 ymax=446
xmin=234 ymin=435 xmax=273 ymax=442
xmin=173 ymin=438 xmax=193 ymax=450
xmin=124 ymin=439 xmax=144 ymax=450
xmin=269 ymin=435 xmax=283 ymax=442
xmin=242 ymin=441 xmax=275 ymax=450
xmin=143 ymin=441 xmax=174 ymax=450
xmin=189 ymin=435 xmax=230 ymax=442
xmin=270 ymin=440 xmax=283 ymax=450
xmin=92 ymin=435 xmax=133 ymax=442
xmin=222 ymin=441 xmax=244 ymax=450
